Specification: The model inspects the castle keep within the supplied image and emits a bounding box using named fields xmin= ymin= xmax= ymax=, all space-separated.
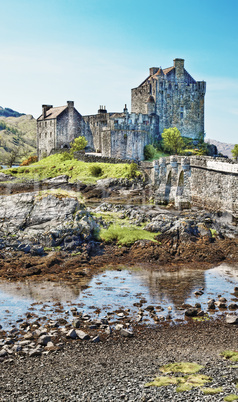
xmin=131 ymin=58 xmax=206 ymax=139
xmin=37 ymin=58 xmax=206 ymax=160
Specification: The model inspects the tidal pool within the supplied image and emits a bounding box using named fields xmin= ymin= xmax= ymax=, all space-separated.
xmin=0 ymin=263 xmax=237 ymax=329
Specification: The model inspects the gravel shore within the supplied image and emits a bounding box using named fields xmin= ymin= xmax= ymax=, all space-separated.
xmin=1 ymin=319 xmax=238 ymax=401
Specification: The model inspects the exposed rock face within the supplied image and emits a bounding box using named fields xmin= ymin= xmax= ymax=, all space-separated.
xmin=0 ymin=192 xmax=99 ymax=247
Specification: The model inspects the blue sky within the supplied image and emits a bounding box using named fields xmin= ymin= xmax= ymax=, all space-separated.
xmin=0 ymin=0 xmax=237 ymax=143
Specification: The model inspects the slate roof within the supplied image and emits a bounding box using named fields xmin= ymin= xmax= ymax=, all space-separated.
xmin=137 ymin=64 xmax=196 ymax=88
xmin=37 ymin=105 xmax=68 ymax=121
xmin=162 ymin=66 xmax=174 ymax=75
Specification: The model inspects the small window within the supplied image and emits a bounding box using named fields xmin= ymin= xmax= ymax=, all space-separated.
xmin=180 ymin=106 xmax=184 ymax=112
xmin=50 ymin=132 xmax=52 ymax=138
xmin=45 ymin=133 xmax=47 ymax=138
xmin=180 ymin=112 xmax=183 ymax=119
xmin=39 ymin=122 xmax=41 ymax=127
xmin=45 ymin=121 xmax=47 ymax=127
xmin=39 ymin=133 xmax=41 ymax=139
xmin=50 ymin=121 xmax=52 ymax=126
xmin=198 ymin=113 xmax=200 ymax=118
xmin=149 ymin=83 xmax=152 ymax=94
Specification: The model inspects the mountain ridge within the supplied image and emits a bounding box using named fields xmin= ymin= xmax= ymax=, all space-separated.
xmin=0 ymin=107 xmax=25 ymax=118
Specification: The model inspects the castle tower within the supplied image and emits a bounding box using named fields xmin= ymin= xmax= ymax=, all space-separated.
xmin=131 ymin=58 xmax=206 ymax=140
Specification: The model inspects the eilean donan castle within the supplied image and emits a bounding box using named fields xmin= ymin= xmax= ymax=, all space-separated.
xmin=37 ymin=58 xmax=206 ymax=160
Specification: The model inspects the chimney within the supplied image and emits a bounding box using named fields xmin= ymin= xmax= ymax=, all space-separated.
xmin=42 ymin=104 xmax=53 ymax=118
xmin=98 ymin=105 xmax=107 ymax=114
xmin=150 ymin=67 xmax=159 ymax=76
xmin=173 ymin=58 xmax=184 ymax=80
xmin=67 ymin=101 xmax=74 ymax=109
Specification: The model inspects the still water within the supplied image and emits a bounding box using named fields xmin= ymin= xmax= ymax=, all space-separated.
xmin=0 ymin=263 xmax=237 ymax=329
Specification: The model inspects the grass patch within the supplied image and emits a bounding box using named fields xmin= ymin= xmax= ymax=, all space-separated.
xmin=99 ymin=223 xmax=158 ymax=246
xmin=224 ymin=395 xmax=238 ymax=401
xmin=145 ymin=374 xmax=211 ymax=392
xmin=160 ymin=362 xmax=204 ymax=374
xmin=92 ymin=211 xmax=124 ymax=223
xmin=5 ymin=154 xmax=140 ymax=184
xmin=145 ymin=376 xmax=177 ymax=388
xmin=221 ymin=351 xmax=238 ymax=362
xmin=201 ymin=387 xmax=223 ymax=395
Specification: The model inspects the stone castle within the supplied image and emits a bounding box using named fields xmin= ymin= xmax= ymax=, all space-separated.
xmin=37 ymin=58 xmax=206 ymax=160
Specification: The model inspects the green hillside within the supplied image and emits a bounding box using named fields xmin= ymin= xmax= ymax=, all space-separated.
xmin=0 ymin=114 xmax=37 ymax=165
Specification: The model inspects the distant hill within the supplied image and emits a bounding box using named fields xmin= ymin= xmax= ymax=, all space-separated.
xmin=205 ymin=139 xmax=235 ymax=158
xmin=0 ymin=114 xmax=36 ymax=164
xmin=0 ymin=107 xmax=25 ymax=118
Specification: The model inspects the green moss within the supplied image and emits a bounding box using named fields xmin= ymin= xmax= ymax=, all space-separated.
xmin=176 ymin=383 xmax=192 ymax=392
xmin=145 ymin=376 xmax=177 ymax=388
xmin=92 ymin=211 xmax=123 ymax=223
xmin=145 ymin=374 xmax=211 ymax=392
xmin=160 ymin=362 xmax=204 ymax=374
xmin=210 ymin=228 xmax=217 ymax=238
xmin=224 ymin=395 xmax=238 ymax=401
xmin=44 ymin=247 xmax=52 ymax=252
xmin=71 ymin=251 xmax=81 ymax=256
xmin=192 ymin=315 xmax=210 ymax=322
xmin=99 ymin=223 xmax=158 ymax=246
xmin=201 ymin=387 xmax=223 ymax=395
xmin=5 ymin=154 xmax=140 ymax=184
xmin=221 ymin=351 xmax=238 ymax=362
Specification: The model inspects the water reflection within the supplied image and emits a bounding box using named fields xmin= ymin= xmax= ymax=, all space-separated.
xmin=0 ymin=262 xmax=237 ymax=328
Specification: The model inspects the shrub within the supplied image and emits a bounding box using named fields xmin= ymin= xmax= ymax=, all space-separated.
xmin=89 ymin=164 xmax=103 ymax=177
xmin=70 ymin=136 xmax=88 ymax=155
xmin=128 ymin=162 xmax=138 ymax=178
xmin=20 ymin=155 xmax=38 ymax=166
xmin=144 ymin=144 xmax=156 ymax=160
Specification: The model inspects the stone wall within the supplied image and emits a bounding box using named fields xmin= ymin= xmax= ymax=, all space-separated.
xmin=82 ymin=112 xmax=110 ymax=152
xmin=55 ymin=108 xmax=82 ymax=149
xmin=152 ymin=156 xmax=238 ymax=218
xmin=82 ymin=110 xmax=160 ymax=161
xmin=37 ymin=118 xmax=57 ymax=159
xmin=74 ymin=152 xmax=134 ymax=164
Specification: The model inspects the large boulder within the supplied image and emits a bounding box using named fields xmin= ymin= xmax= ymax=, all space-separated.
xmin=0 ymin=192 xmax=99 ymax=247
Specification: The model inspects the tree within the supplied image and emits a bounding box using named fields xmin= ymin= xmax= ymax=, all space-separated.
xmin=162 ymin=127 xmax=185 ymax=155
xmin=70 ymin=136 xmax=88 ymax=156
xmin=231 ymin=144 xmax=238 ymax=161
xmin=3 ymin=146 xmax=20 ymax=167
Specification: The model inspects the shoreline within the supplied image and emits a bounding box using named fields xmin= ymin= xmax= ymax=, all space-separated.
xmin=1 ymin=319 xmax=238 ymax=401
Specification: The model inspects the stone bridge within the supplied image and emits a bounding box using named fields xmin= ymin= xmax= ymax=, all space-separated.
xmin=142 ymin=156 xmax=238 ymax=220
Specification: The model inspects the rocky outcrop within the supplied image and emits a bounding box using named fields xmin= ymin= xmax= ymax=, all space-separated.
xmin=0 ymin=191 xmax=99 ymax=249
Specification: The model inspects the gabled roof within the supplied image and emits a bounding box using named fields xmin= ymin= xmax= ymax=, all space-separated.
xmin=136 ymin=64 xmax=196 ymax=87
xmin=37 ymin=105 xmax=68 ymax=121
xmin=162 ymin=66 xmax=174 ymax=75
